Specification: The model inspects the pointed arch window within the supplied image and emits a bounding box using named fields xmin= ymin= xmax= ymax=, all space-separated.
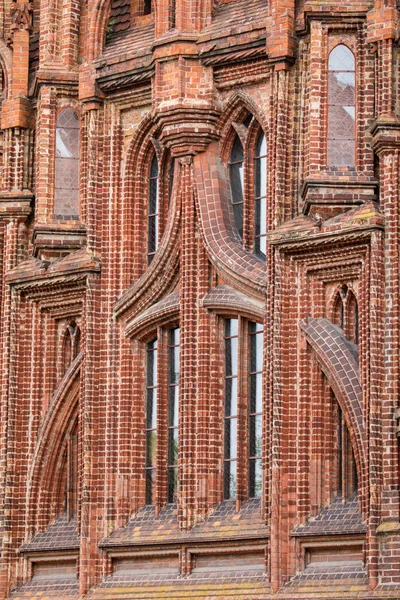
xmin=328 ymin=45 xmax=356 ymax=168
xmin=332 ymin=285 xmax=358 ymax=344
xmin=61 ymin=322 xmax=81 ymax=377
xmin=55 ymin=108 xmax=80 ymax=218
xmin=227 ymin=116 xmax=267 ymax=260
xmin=148 ymin=153 xmax=159 ymax=264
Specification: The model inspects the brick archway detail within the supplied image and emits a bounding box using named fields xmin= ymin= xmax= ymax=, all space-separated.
xmin=194 ymin=142 xmax=266 ymax=300
xmin=300 ymin=317 xmax=366 ymax=499
xmin=0 ymin=40 xmax=12 ymax=97
xmin=115 ymin=153 xmax=181 ymax=322
xmin=218 ymin=90 xmax=268 ymax=141
xmin=26 ymin=353 xmax=82 ymax=534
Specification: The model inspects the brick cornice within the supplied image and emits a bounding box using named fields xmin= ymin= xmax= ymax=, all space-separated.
xmin=0 ymin=192 xmax=33 ymax=220
xmin=369 ymin=117 xmax=400 ymax=154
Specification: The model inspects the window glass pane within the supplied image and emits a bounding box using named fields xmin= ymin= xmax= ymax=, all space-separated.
xmin=249 ymin=415 xmax=262 ymax=457
xmin=168 ymin=385 xmax=179 ymax=427
xmin=167 ymin=468 xmax=178 ymax=503
xmin=224 ymin=319 xmax=239 ymax=499
xmin=146 ymin=470 xmax=155 ymax=505
xmin=225 ymin=319 xmax=238 ymax=337
xmin=249 ymin=323 xmax=263 ymax=498
xmin=224 ymin=460 xmax=237 ymax=499
xmin=167 ymin=327 xmax=180 ymax=503
xmin=229 ymin=135 xmax=244 ymax=240
xmin=249 ymin=459 xmax=262 ymax=498
xmin=250 ymin=373 xmax=263 ymax=414
xmin=168 ymin=427 xmax=179 ymax=465
xmin=55 ymin=108 xmax=80 ymax=218
xmin=225 ymin=337 xmax=238 ymax=377
xmin=225 ymin=377 xmax=238 ymax=417
xmin=146 ymin=431 xmax=157 ymax=467
xmin=145 ymin=338 xmax=158 ymax=505
xmin=146 ymin=389 xmax=157 ymax=429
xmin=328 ymin=44 xmax=355 ymax=71
xmin=230 ymin=136 xmax=244 ymax=162
xmin=224 ymin=418 xmax=238 ymax=460
xmin=328 ymin=45 xmax=355 ymax=168
xmin=148 ymin=154 xmax=159 ymax=264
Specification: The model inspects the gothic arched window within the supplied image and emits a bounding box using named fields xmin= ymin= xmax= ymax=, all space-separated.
xmin=61 ymin=322 xmax=81 ymax=376
xmin=332 ymin=285 xmax=358 ymax=344
xmin=148 ymin=153 xmax=159 ymax=264
xmin=328 ymin=45 xmax=356 ymax=168
xmin=55 ymin=108 xmax=80 ymax=218
xmin=227 ymin=116 xmax=267 ymax=260
xmin=254 ymin=131 xmax=267 ymax=259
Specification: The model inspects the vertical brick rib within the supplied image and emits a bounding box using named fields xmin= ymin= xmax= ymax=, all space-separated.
xmin=178 ymin=156 xmax=197 ymax=530
xmin=0 ymin=220 xmax=21 ymax=600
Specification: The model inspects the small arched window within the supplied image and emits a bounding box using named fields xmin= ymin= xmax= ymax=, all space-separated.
xmin=227 ymin=116 xmax=267 ymax=260
xmin=61 ymin=322 xmax=81 ymax=376
xmin=148 ymin=153 xmax=159 ymax=265
xmin=328 ymin=45 xmax=355 ymax=168
xmin=55 ymin=108 xmax=80 ymax=218
xmin=332 ymin=285 xmax=358 ymax=344
xmin=229 ymin=135 xmax=244 ymax=240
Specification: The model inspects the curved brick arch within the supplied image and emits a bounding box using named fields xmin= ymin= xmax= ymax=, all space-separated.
xmin=201 ymin=284 xmax=265 ymax=321
xmin=115 ymin=154 xmax=181 ymax=322
xmin=0 ymin=40 xmax=13 ymax=98
xmin=26 ymin=353 xmax=82 ymax=536
xmin=86 ymin=0 xmax=113 ymax=60
xmin=193 ymin=141 xmax=266 ymax=300
xmin=218 ymin=89 xmax=269 ymax=141
xmin=125 ymin=290 xmax=179 ymax=339
xmin=300 ymin=318 xmax=366 ymax=500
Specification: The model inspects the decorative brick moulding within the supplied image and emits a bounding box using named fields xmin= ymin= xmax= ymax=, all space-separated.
xmin=1 ymin=0 xmax=400 ymax=598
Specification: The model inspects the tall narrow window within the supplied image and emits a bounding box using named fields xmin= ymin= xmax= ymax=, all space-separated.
xmin=224 ymin=319 xmax=239 ymax=499
xmin=328 ymin=45 xmax=355 ymax=168
xmin=59 ymin=418 xmax=79 ymax=520
xmin=144 ymin=326 xmax=180 ymax=508
xmin=337 ymin=405 xmax=358 ymax=499
xmin=254 ymin=132 xmax=267 ymax=259
xmin=223 ymin=317 xmax=264 ymax=501
xmin=143 ymin=0 xmax=152 ymax=14
xmin=145 ymin=339 xmax=158 ymax=505
xmin=167 ymin=328 xmax=180 ymax=503
xmin=55 ymin=108 xmax=80 ymax=218
xmin=148 ymin=154 xmax=159 ymax=264
xmin=249 ymin=322 xmax=263 ymax=498
xmin=229 ymin=136 xmax=244 ymax=240
xmin=227 ymin=118 xmax=267 ymax=260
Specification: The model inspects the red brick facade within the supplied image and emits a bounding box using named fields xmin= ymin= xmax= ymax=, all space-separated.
xmin=0 ymin=0 xmax=399 ymax=597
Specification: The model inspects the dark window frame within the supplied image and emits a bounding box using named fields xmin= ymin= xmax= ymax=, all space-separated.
xmin=222 ymin=316 xmax=264 ymax=503
xmin=227 ymin=117 xmax=267 ymax=261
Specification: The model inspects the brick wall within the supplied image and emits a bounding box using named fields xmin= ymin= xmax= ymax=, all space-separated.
xmin=0 ymin=0 xmax=400 ymax=598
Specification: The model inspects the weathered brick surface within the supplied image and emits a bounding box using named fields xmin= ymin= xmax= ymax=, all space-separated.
xmin=0 ymin=0 xmax=400 ymax=598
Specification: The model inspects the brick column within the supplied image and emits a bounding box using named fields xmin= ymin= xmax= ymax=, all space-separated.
xmin=0 ymin=218 xmax=23 ymax=599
